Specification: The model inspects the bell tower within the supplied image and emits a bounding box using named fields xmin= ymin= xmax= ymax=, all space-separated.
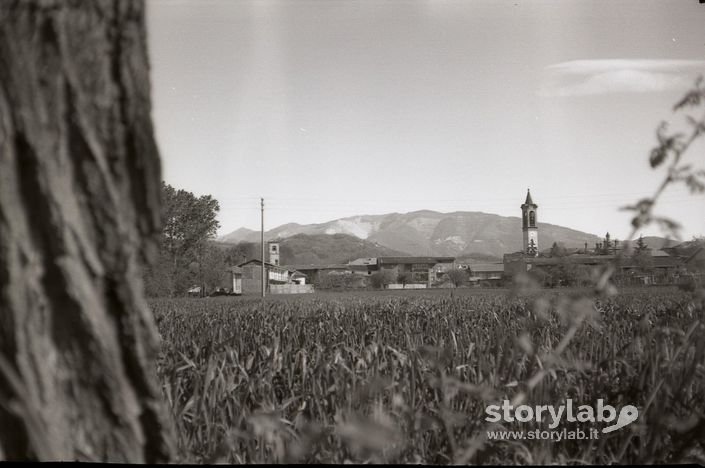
xmin=521 ymin=189 xmax=539 ymax=256
xmin=268 ymin=241 xmax=280 ymax=266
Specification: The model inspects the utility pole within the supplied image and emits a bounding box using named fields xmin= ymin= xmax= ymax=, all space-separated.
xmin=261 ymin=197 xmax=266 ymax=298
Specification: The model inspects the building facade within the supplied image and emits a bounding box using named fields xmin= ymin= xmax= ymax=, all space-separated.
xmin=468 ymin=263 xmax=505 ymax=283
xmin=287 ymin=256 xmax=456 ymax=286
xmin=239 ymin=259 xmax=289 ymax=294
xmin=228 ymin=266 xmax=243 ymax=295
xmin=371 ymin=256 xmax=455 ymax=285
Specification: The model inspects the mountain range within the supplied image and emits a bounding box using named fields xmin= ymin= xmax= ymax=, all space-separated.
xmin=218 ymin=210 xmax=623 ymax=259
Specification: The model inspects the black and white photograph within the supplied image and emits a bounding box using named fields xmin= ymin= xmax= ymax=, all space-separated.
xmin=1 ymin=0 xmax=705 ymax=464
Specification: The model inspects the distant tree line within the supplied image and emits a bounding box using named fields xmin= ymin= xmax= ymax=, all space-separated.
xmin=143 ymin=183 xmax=306 ymax=296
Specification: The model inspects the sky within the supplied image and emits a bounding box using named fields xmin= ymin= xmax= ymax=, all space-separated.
xmin=146 ymin=0 xmax=705 ymax=241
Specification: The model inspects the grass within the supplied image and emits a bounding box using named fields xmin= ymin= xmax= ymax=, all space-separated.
xmin=152 ymin=286 xmax=705 ymax=464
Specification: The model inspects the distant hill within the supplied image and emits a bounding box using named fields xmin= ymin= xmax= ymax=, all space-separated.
xmin=663 ymin=238 xmax=705 ymax=258
xmin=219 ymin=227 xmax=258 ymax=244
xmin=215 ymin=233 xmax=410 ymax=266
xmin=219 ymin=210 xmax=605 ymax=258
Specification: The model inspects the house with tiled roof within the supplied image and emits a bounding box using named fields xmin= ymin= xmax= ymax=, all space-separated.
xmin=467 ymin=263 xmax=505 ymax=283
xmin=238 ymin=259 xmax=290 ymax=294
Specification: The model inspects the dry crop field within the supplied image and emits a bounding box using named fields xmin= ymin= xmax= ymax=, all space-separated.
xmin=151 ymin=287 xmax=705 ymax=464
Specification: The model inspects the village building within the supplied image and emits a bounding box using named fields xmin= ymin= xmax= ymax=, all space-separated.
xmin=228 ymin=266 xmax=243 ymax=295
xmin=289 ymin=271 xmax=308 ymax=285
xmin=233 ymin=240 xmax=314 ymax=295
xmin=467 ymin=263 xmax=505 ymax=283
xmin=283 ymin=264 xmax=351 ymax=279
xmin=238 ymin=259 xmax=290 ymax=294
xmin=290 ymin=256 xmax=455 ymax=285
xmin=236 ymin=259 xmax=314 ymax=294
xmin=284 ymin=256 xmax=455 ymax=288
xmin=685 ymin=246 xmax=705 ymax=268
xmin=377 ymin=256 xmax=455 ymax=285
xmin=348 ymin=257 xmax=378 ymax=275
xmin=433 ymin=261 xmax=505 ymax=286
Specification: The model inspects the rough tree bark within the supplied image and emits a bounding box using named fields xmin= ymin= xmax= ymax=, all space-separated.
xmin=0 ymin=0 xmax=174 ymax=461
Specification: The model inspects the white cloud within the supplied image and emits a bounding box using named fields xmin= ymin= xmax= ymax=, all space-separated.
xmin=539 ymin=59 xmax=705 ymax=97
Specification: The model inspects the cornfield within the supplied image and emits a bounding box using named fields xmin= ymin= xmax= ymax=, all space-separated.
xmin=152 ymin=287 xmax=705 ymax=464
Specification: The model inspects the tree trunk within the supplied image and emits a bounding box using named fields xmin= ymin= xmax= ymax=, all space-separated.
xmin=0 ymin=0 xmax=174 ymax=462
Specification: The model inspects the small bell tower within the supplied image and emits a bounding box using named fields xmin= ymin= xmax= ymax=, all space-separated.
xmin=268 ymin=241 xmax=280 ymax=266
xmin=521 ymin=189 xmax=539 ymax=256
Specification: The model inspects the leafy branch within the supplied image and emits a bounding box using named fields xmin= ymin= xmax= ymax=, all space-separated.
xmin=588 ymin=76 xmax=705 ymax=295
xmin=622 ymin=76 xmax=705 ymax=241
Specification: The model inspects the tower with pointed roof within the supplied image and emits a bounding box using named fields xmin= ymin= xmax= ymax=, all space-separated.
xmin=521 ymin=189 xmax=539 ymax=256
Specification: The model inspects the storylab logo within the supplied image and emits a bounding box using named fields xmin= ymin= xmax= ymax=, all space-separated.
xmin=485 ymin=399 xmax=639 ymax=433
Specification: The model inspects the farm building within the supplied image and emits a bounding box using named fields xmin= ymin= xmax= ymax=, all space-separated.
xmin=346 ymin=256 xmax=453 ymax=286
xmin=377 ymin=256 xmax=455 ymax=285
xmin=346 ymin=257 xmax=457 ymax=279
xmin=238 ymin=259 xmax=290 ymax=294
xmin=227 ymin=266 xmax=243 ymax=295
xmin=348 ymin=257 xmax=378 ymax=275
xmin=286 ymin=256 xmax=456 ymax=287
xmin=686 ymin=247 xmax=705 ymax=269
xmin=236 ymin=260 xmax=314 ymax=295
xmin=430 ymin=262 xmax=504 ymax=286
xmin=289 ymin=270 xmax=308 ymax=285
xmin=467 ymin=263 xmax=505 ymax=283
xmin=344 ymin=256 xmax=456 ymax=283
xmin=283 ymin=264 xmax=351 ymax=279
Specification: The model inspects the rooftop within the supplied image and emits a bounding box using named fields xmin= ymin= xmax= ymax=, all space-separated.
xmin=238 ymin=259 xmax=289 ymax=271
xmin=512 ymin=254 xmax=683 ymax=268
xmin=522 ymin=189 xmax=537 ymax=207
xmin=349 ymin=257 xmax=377 ymax=266
xmin=283 ymin=264 xmax=350 ymax=271
xmin=378 ymin=256 xmax=455 ymax=265
xmin=650 ymin=249 xmax=672 ymax=257
xmin=469 ymin=263 xmax=505 ymax=272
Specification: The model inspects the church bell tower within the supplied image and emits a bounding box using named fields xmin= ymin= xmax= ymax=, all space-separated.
xmin=521 ymin=189 xmax=538 ymax=256
xmin=268 ymin=241 xmax=280 ymax=266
